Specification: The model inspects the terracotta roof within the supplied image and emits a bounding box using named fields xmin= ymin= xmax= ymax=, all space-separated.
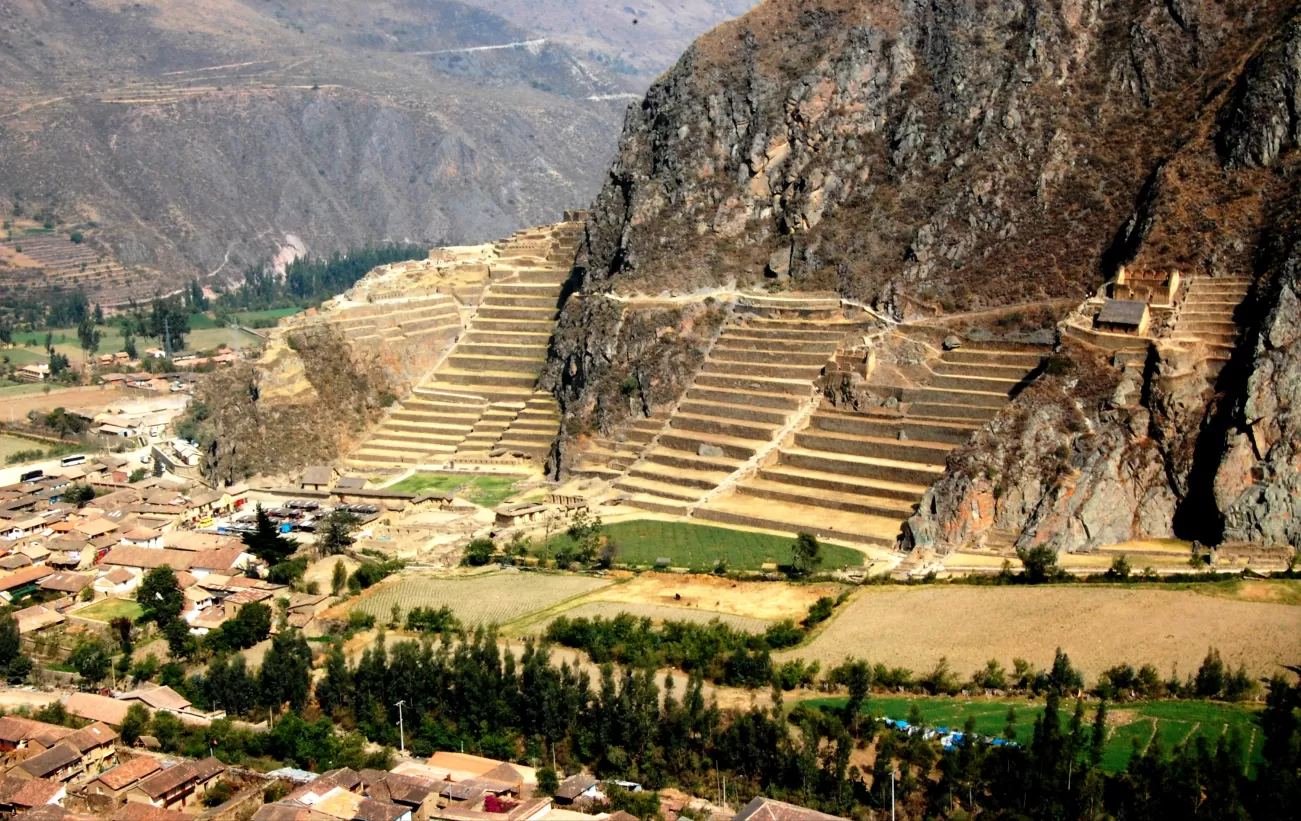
xmin=732 ymin=798 xmax=848 ymax=821
xmin=63 ymin=693 xmax=131 ymax=726
xmin=102 ymin=546 xmax=193 ymax=570
xmin=12 ymin=605 xmax=65 ymax=634
xmin=0 ymin=774 xmax=33 ymax=804
xmin=0 ymin=566 xmax=54 ymax=591
xmin=13 ymin=805 xmax=97 ymax=821
xmin=8 ymin=778 xmax=65 ymax=808
xmin=37 ymin=572 xmax=93 ymax=594
xmin=0 ymin=555 xmax=32 ymax=569
xmin=133 ymin=763 xmax=200 ymax=799
xmin=302 ymin=466 xmax=332 ymax=486
xmin=369 ymin=773 xmax=435 ymax=807
xmin=100 ymin=568 xmax=135 ymax=585
xmin=17 ymin=744 xmax=81 ymax=778
xmin=0 ymin=718 xmax=67 ymax=745
xmin=355 ymin=800 xmax=409 ymax=821
xmin=478 ymin=764 xmax=524 ymax=786
xmin=92 ymin=756 xmax=162 ymax=791
xmin=113 ymin=804 xmax=191 ymax=821
xmin=120 ymin=685 xmax=190 ymax=712
xmin=63 ymin=723 xmax=118 ymax=753
xmin=72 ymin=519 xmax=118 ymax=537
xmin=252 ymin=804 xmax=314 ymax=821
xmin=189 ymin=545 xmax=247 ymax=572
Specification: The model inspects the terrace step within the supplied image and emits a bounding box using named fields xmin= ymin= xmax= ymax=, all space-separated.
xmin=678 ymin=400 xmax=789 ymax=426
xmin=701 ymin=359 xmax=824 ymax=380
xmin=614 ymin=476 xmax=704 ymax=502
xmin=481 ymin=294 xmax=559 ymax=308
xmin=669 ymin=413 xmax=781 ymax=442
xmin=810 ymin=411 xmax=978 ymax=446
xmin=723 ymin=326 xmax=846 ymax=342
xmin=472 ymin=318 xmax=557 ymax=333
xmin=778 ymin=447 xmax=944 ymax=487
xmin=710 ymin=346 xmax=831 ymax=367
xmin=627 ymin=462 xmax=731 ymax=490
xmin=904 ymin=387 xmax=1011 ymax=409
xmin=758 ymin=465 xmax=928 ymax=502
xmin=711 ymin=335 xmax=839 ymax=354
xmin=694 ymin=496 xmax=897 ymax=547
xmin=658 ymin=430 xmax=760 ymax=461
xmin=437 ymin=369 xmax=538 ymax=388
xmin=793 ymin=430 xmax=953 ymax=465
xmin=927 ymin=373 xmax=1024 ymax=394
xmin=476 ymin=305 xmax=558 ymax=321
xmin=906 ymin=402 xmax=1002 ymax=422
xmin=695 ymin=373 xmax=814 ymax=396
xmin=642 ymin=446 xmax=745 ymax=474
xmin=455 ymin=342 xmax=551 ymax=359
xmin=622 ymin=494 xmax=692 ymax=516
xmin=446 ymin=354 xmax=546 ymax=374
xmin=736 ymin=478 xmax=917 ymax=518
xmin=941 ymin=349 xmax=1046 ymax=368
xmin=685 ymin=386 xmax=804 ymax=411
xmin=932 ymin=361 xmax=1037 ymax=380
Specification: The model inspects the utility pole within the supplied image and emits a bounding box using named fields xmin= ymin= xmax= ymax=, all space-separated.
xmin=891 ymin=769 xmax=898 ymax=821
xmin=163 ymin=314 xmax=172 ymax=357
xmin=395 ymin=700 xmax=406 ymax=755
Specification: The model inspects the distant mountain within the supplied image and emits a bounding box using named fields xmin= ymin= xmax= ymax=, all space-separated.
xmin=0 ymin=0 xmax=745 ymax=303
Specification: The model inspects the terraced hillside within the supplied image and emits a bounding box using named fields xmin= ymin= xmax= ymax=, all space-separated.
xmin=0 ymin=232 xmax=154 ymax=308
xmin=696 ymin=342 xmax=1048 ymax=546
xmin=346 ymin=219 xmax=582 ymax=468
xmin=1170 ymin=276 xmax=1252 ymax=377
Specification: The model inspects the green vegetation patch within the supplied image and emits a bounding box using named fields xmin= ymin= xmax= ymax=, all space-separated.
xmin=546 ymin=520 xmax=864 ymax=571
xmin=386 ymin=473 xmax=523 ymax=508
xmin=76 ymin=597 xmax=143 ymax=623
xmin=351 ymin=573 xmax=609 ymax=627
xmin=806 ymin=695 xmax=1263 ymax=774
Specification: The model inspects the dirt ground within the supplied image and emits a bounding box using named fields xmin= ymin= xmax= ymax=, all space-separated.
xmin=582 ymin=572 xmax=843 ymax=623
xmin=0 ymin=384 xmax=129 ymax=418
xmin=783 ymin=585 xmax=1301 ymax=679
xmin=0 ymin=689 xmax=60 ymax=710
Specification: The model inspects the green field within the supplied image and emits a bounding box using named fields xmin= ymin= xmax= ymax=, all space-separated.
xmin=806 ymin=695 xmax=1262 ymax=774
xmin=235 ymin=307 xmax=302 ymax=325
xmin=386 ymin=473 xmax=524 ymax=507
xmin=0 ymin=434 xmax=72 ymax=464
xmin=9 ymin=316 xmax=262 ymax=360
xmin=545 ymin=520 xmax=865 ymax=571
xmin=76 ymin=597 xmax=143 ymax=622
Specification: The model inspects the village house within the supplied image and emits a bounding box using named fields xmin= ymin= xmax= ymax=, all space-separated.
xmin=0 ymin=775 xmax=67 ymax=813
xmin=120 ymin=528 xmax=163 ymax=549
xmin=731 ymin=798 xmax=848 ymax=821
xmin=58 ymin=724 xmax=119 ymax=776
xmin=83 ymin=757 xmax=163 ymax=807
xmin=14 ymin=365 xmax=49 ymax=383
xmin=93 ymin=567 xmax=137 ymax=597
xmin=301 ymin=467 xmax=334 ymax=492
xmin=11 ymin=744 xmax=85 ymax=782
xmin=358 ymin=771 xmax=439 ymax=821
xmin=551 ymin=775 xmax=598 ymax=806
xmin=0 ymin=719 xmax=71 ymax=753
xmin=116 ymin=686 xmax=221 ymax=725
xmin=11 ymin=604 xmax=66 ymax=634
xmin=124 ymin=758 xmax=225 ymax=809
xmin=62 ymin=694 xmax=131 ymax=728
xmin=113 ymin=802 xmax=190 ymax=821
xmin=37 ymin=572 xmax=94 ymax=598
xmin=0 ymin=566 xmax=55 ymax=601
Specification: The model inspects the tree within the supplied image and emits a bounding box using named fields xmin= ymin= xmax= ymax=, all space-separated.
xmin=259 ymin=630 xmax=312 ymax=711
xmin=69 ymin=230 xmax=84 ymax=244
xmin=148 ymin=295 xmax=190 ymax=352
xmin=164 ymin=618 xmax=199 ymax=661
xmin=536 ymin=766 xmax=559 ymax=796
xmin=317 ymin=510 xmax=360 ymax=557
xmin=205 ymin=602 xmax=272 ymax=653
xmin=77 ymin=315 xmax=101 ymax=362
xmin=123 ymin=331 xmax=137 ymax=360
xmin=1194 ymin=648 xmax=1226 ymax=698
xmin=1106 ymin=553 xmax=1131 ymax=581
xmin=331 ymin=560 xmax=347 ymax=596
xmin=68 ymin=638 xmax=112 ymax=688
xmin=1016 ymin=544 xmax=1060 ymax=584
xmin=0 ymin=612 xmax=30 ymax=683
xmin=128 ymin=468 xmax=146 ymax=483
xmin=137 ymin=566 xmax=184 ymax=626
xmin=120 ymin=703 xmax=150 ymax=745
xmin=463 ymin=538 xmax=496 ymax=567
xmin=791 ymin=531 xmax=823 ymax=576
xmin=242 ymin=504 xmax=298 ymax=565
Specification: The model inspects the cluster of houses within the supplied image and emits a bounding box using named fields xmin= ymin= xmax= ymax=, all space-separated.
xmin=0 ymin=708 xmax=843 ymax=821
xmin=0 ymin=463 xmax=337 ymax=639
xmin=11 ymin=348 xmax=239 ymax=387
xmin=0 ymin=710 xmax=230 ymax=821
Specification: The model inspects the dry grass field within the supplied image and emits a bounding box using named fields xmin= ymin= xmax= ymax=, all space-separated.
xmin=343 ymin=572 xmax=610 ymax=627
xmin=581 ymin=573 xmax=843 ymax=623
xmin=783 ymin=585 xmax=1301 ymax=678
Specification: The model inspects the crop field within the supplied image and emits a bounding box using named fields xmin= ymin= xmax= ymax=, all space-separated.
xmin=9 ymin=319 xmax=261 ymax=360
xmin=0 ymin=434 xmax=48 ymax=463
xmin=545 ymin=520 xmax=865 ymax=571
xmin=804 ymin=695 xmax=1263 ymax=774
xmin=782 ymin=585 xmax=1301 ymax=678
xmin=386 ymin=473 xmax=523 ymax=507
xmin=349 ymin=573 xmax=609 ymax=627
xmin=529 ymin=601 xmax=772 ymax=634
xmin=77 ymin=597 xmax=143 ymax=622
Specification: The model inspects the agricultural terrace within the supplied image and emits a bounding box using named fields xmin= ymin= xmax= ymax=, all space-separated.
xmin=386 ymin=473 xmax=524 ymax=508
xmin=783 ymin=585 xmax=1301 ymax=678
xmin=346 ymin=573 xmax=609 ymax=627
xmin=804 ymin=695 xmax=1263 ymax=774
xmin=6 ymin=315 xmax=264 ymax=366
xmin=545 ymin=520 xmax=865 ymax=571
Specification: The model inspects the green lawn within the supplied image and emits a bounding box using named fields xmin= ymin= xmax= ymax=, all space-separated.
xmin=9 ymin=317 xmax=261 ymax=360
xmin=235 ymin=307 xmax=303 ymax=325
xmin=77 ymin=597 xmax=143 ymax=622
xmin=805 ymin=695 xmax=1263 ymax=774
xmin=545 ymin=520 xmax=865 ymax=571
xmin=0 ymin=383 xmax=54 ymax=397
xmin=386 ymin=473 xmax=524 ymax=508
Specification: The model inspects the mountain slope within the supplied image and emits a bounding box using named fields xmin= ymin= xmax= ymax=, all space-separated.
xmin=0 ymin=0 xmax=630 ymax=296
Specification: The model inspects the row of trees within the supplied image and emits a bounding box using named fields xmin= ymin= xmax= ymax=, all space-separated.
xmin=215 ymin=245 xmax=428 ymax=313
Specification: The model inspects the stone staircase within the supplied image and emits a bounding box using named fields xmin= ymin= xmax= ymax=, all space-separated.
xmin=1171 ymin=275 xmax=1251 ymax=374
xmin=611 ymin=315 xmax=852 ymax=515
xmin=693 ymin=342 xmax=1049 ymax=546
xmin=345 ymin=222 xmax=581 ymax=468
xmin=571 ymin=413 xmax=669 ymax=481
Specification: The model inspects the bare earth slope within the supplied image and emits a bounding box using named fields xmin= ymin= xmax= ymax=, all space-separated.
xmin=0 ymin=0 xmax=632 ymax=289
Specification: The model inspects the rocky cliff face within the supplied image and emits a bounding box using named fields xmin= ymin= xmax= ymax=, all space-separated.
xmin=555 ymin=0 xmax=1301 ymax=552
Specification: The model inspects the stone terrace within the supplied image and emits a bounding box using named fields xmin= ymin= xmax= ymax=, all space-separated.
xmin=1170 ymin=275 xmax=1252 ymax=376
xmin=345 ymin=221 xmax=582 ymax=468
xmin=695 ymin=342 xmax=1048 ymax=546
